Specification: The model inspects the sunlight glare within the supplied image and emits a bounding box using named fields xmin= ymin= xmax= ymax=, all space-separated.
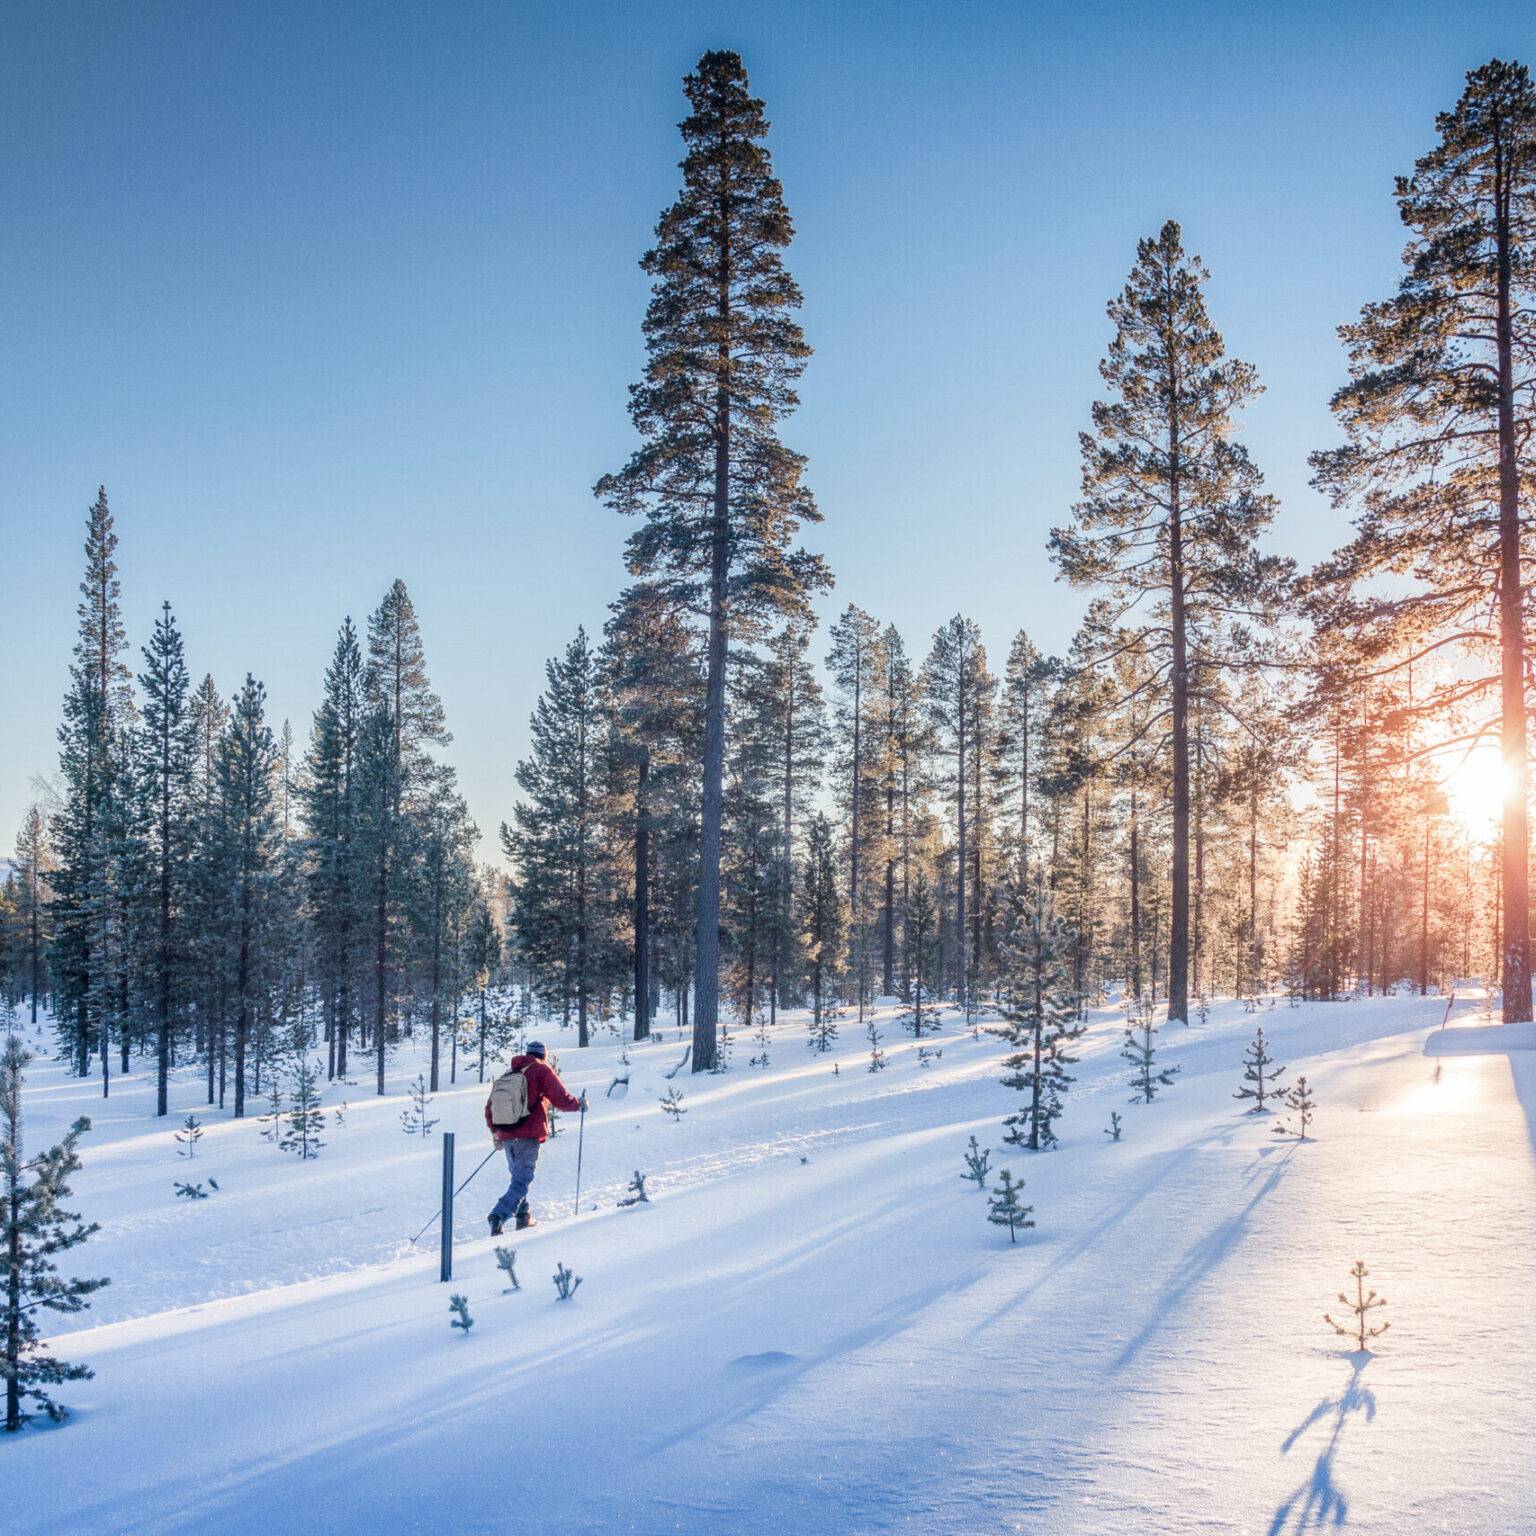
xmin=1442 ymin=746 xmax=1511 ymax=835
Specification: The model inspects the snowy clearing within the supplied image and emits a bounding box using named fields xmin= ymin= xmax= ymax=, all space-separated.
xmin=9 ymin=991 xmax=1536 ymax=1535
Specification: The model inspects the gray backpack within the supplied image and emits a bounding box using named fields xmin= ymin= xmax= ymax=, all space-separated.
xmin=488 ymin=1065 xmax=531 ymax=1130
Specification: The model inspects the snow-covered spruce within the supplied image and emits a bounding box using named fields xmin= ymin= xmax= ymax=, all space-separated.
xmin=659 ymin=1087 xmax=686 ymax=1121
xmin=448 ymin=1294 xmax=474 ymax=1334
xmin=618 ymin=1171 xmax=650 ymax=1206
xmin=552 ymin=1263 xmax=582 ymax=1301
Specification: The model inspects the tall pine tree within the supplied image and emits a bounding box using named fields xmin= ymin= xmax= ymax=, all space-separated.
xmin=1309 ymin=60 xmax=1536 ymax=1023
xmin=1051 ymin=222 xmax=1287 ymax=1023
xmin=596 ymin=51 xmax=830 ymax=1072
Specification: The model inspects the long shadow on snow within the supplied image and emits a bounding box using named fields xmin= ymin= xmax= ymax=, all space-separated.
xmin=1109 ymin=1143 xmax=1294 ymax=1373
xmin=1267 ymin=1353 xmax=1377 ymax=1534
xmin=62 ymin=1153 xmax=991 ymax=1534
xmin=962 ymin=1117 xmax=1242 ymax=1340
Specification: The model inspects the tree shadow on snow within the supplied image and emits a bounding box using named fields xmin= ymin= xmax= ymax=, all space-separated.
xmin=962 ymin=1119 xmax=1244 ymax=1341
xmin=1107 ymin=1147 xmax=1292 ymax=1373
xmin=1504 ymin=1051 xmax=1536 ymax=1173
xmin=1267 ymin=1353 xmax=1377 ymax=1535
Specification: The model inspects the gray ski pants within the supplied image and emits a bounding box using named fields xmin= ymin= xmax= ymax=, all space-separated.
xmin=490 ymin=1138 xmax=540 ymax=1222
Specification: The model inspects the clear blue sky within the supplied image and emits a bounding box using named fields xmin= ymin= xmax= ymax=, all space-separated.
xmin=1 ymin=0 xmax=1522 ymax=860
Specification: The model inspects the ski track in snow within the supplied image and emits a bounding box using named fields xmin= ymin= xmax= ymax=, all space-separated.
xmin=8 ymin=990 xmax=1536 ymax=1535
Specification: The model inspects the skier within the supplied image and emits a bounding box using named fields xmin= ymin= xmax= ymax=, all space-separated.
xmin=485 ymin=1041 xmax=586 ymax=1236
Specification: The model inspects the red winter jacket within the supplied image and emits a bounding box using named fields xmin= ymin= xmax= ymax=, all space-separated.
xmin=485 ymin=1055 xmax=581 ymax=1144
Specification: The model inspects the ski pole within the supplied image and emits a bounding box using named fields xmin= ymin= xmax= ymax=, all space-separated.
xmin=573 ymin=1101 xmax=586 ymax=1217
xmin=408 ymin=1144 xmax=499 ymax=1246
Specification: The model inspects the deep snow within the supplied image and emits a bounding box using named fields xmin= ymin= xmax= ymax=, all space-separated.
xmin=8 ymin=988 xmax=1536 ymax=1535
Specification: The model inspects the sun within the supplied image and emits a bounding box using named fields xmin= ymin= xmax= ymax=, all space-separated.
xmin=1442 ymin=745 xmax=1512 ymax=834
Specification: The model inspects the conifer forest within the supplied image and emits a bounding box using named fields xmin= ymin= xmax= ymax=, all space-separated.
xmin=4 ymin=12 xmax=1536 ymax=1536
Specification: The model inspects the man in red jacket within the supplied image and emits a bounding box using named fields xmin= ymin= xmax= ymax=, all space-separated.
xmin=485 ymin=1041 xmax=586 ymax=1236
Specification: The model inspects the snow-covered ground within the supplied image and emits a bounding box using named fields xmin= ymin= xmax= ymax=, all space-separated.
xmin=9 ymin=989 xmax=1536 ymax=1535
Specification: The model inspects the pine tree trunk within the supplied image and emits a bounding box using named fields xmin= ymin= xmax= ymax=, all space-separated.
xmin=634 ymin=750 xmax=650 ymax=1041
xmin=693 ymin=289 xmax=731 ymax=1074
xmin=374 ymin=842 xmax=388 ymax=1097
xmin=956 ymin=672 xmax=968 ymax=1008
xmin=971 ymin=720 xmax=984 ymax=995
xmin=1129 ymin=788 xmax=1142 ymax=1001
xmin=850 ymin=645 xmax=862 ymax=1014
xmin=1493 ymin=119 xmax=1533 ymax=1023
xmin=576 ymin=704 xmax=590 ymax=1048
xmin=884 ymin=690 xmax=895 ymax=997
xmin=1168 ymin=452 xmax=1191 ymax=1025
xmin=156 ymin=713 xmax=172 ymax=1117
xmin=1248 ymin=781 xmax=1259 ymax=996
xmin=28 ymin=861 xmax=40 ymax=1026
xmin=429 ymin=863 xmax=443 ymax=1092
xmin=1420 ymin=816 xmax=1431 ymax=996
xmin=235 ymin=874 xmax=251 ymax=1118
xmin=6 ymin=1157 xmax=21 ymax=1434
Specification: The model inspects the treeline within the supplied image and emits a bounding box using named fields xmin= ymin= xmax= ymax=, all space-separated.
xmin=0 ymin=491 xmax=497 ymax=1115
xmin=3 ymin=54 xmax=1533 ymax=1100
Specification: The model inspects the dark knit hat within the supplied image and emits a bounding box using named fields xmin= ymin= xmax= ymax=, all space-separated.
xmin=525 ymin=1040 xmax=547 ymax=1059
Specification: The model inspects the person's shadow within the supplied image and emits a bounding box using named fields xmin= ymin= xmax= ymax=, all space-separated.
xmin=1268 ymin=1353 xmax=1377 ymax=1533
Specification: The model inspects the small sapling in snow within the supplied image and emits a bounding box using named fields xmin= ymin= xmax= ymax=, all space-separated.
xmin=1325 ymin=1259 xmax=1389 ymax=1351
xmin=494 ymin=1247 xmax=519 ymax=1293
xmin=987 ymin=1169 xmax=1035 ymax=1243
xmin=1105 ymin=1111 xmax=1123 ymax=1142
xmin=1122 ymin=1005 xmax=1179 ymax=1104
xmin=400 ymin=1073 xmax=439 ymax=1137
xmin=994 ymin=882 xmax=1084 ymax=1150
xmin=258 ymin=1083 xmax=285 ymax=1143
xmin=1234 ymin=1026 xmax=1285 ymax=1113
xmin=174 ymin=1181 xmax=209 ymax=1200
xmin=866 ymin=1022 xmax=887 ymax=1072
xmin=1273 ymin=1076 xmax=1316 ymax=1141
xmin=807 ymin=1010 xmax=839 ymax=1054
xmin=279 ymin=1056 xmax=326 ymax=1159
xmin=333 ymin=1099 xmax=348 ymax=1128
xmin=618 ymin=1170 xmax=650 ymax=1207
xmin=659 ymin=1087 xmax=687 ymax=1121
xmin=960 ymin=1135 xmax=991 ymax=1188
xmin=174 ymin=1114 xmax=203 ymax=1157
xmin=552 ymin=1263 xmax=582 ymax=1301
xmin=917 ymin=1045 xmax=942 ymax=1068
xmin=449 ymin=1294 xmax=475 ymax=1334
